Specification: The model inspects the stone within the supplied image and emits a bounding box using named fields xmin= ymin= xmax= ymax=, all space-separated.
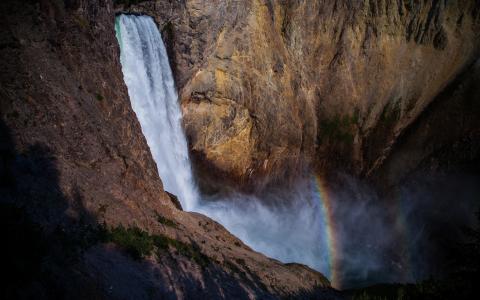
xmin=120 ymin=0 xmax=480 ymax=191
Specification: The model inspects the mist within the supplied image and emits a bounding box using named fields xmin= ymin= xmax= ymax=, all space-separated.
xmin=195 ymin=177 xmax=331 ymax=279
xmin=115 ymin=13 xmax=479 ymax=291
xmin=194 ymin=171 xmax=480 ymax=289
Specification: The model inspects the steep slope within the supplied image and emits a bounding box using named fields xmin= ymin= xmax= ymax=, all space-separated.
xmin=0 ymin=0 xmax=335 ymax=299
xmin=372 ymin=58 xmax=480 ymax=188
xmin=120 ymin=0 xmax=480 ymax=190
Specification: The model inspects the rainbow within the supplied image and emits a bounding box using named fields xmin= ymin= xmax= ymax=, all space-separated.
xmin=392 ymin=191 xmax=414 ymax=282
xmin=312 ymin=174 xmax=341 ymax=289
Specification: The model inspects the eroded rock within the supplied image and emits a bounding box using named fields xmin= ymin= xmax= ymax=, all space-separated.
xmin=120 ymin=0 xmax=480 ymax=190
xmin=1 ymin=0 xmax=337 ymax=298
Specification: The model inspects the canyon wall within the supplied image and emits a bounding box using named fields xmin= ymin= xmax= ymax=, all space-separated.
xmin=0 ymin=0 xmax=335 ymax=298
xmin=373 ymin=58 xmax=480 ymax=188
xmin=2 ymin=0 xmax=479 ymax=297
xmin=122 ymin=0 xmax=480 ymax=190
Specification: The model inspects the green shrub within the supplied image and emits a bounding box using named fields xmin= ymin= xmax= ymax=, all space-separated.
xmin=95 ymin=93 xmax=104 ymax=101
xmin=156 ymin=214 xmax=177 ymax=228
xmin=153 ymin=235 xmax=210 ymax=268
xmin=319 ymin=113 xmax=357 ymax=144
xmin=106 ymin=226 xmax=154 ymax=260
xmin=104 ymin=225 xmax=210 ymax=267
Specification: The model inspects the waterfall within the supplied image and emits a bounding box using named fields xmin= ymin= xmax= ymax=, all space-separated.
xmin=115 ymin=14 xmax=336 ymax=287
xmin=114 ymin=13 xmax=471 ymax=291
xmin=115 ymin=13 xmax=332 ymax=282
xmin=115 ymin=15 xmax=199 ymax=210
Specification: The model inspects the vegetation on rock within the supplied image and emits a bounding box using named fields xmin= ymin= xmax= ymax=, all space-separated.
xmin=156 ymin=213 xmax=178 ymax=228
xmin=104 ymin=225 xmax=210 ymax=267
xmin=319 ymin=113 xmax=358 ymax=145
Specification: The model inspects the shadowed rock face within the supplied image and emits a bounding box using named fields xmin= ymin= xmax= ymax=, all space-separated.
xmin=1 ymin=0 xmax=479 ymax=298
xmin=120 ymin=0 xmax=480 ymax=191
xmin=372 ymin=58 xmax=480 ymax=189
xmin=1 ymin=0 xmax=336 ymax=299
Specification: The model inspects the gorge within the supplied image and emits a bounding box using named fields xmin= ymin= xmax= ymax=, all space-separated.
xmin=1 ymin=0 xmax=480 ymax=299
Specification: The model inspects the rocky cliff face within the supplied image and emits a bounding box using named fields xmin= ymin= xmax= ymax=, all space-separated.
xmin=121 ymin=0 xmax=480 ymax=190
xmin=373 ymin=58 xmax=480 ymax=188
xmin=0 ymin=0 xmax=335 ymax=299
xmin=2 ymin=0 xmax=479 ymax=298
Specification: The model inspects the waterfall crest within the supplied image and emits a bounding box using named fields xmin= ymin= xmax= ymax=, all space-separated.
xmin=115 ymin=15 xmax=199 ymax=210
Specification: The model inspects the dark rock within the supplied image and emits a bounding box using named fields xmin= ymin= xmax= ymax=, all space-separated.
xmin=165 ymin=191 xmax=182 ymax=211
xmin=0 ymin=0 xmax=336 ymax=298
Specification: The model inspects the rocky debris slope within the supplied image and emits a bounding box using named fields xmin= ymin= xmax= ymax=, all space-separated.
xmin=121 ymin=0 xmax=480 ymax=190
xmin=0 ymin=0 xmax=336 ymax=299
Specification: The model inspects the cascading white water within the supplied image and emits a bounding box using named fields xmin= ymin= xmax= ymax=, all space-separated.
xmin=115 ymin=13 xmax=332 ymax=282
xmin=115 ymin=15 xmax=198 ymax=210
xmin=114 ymin=14 xmax=415 ymax=289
